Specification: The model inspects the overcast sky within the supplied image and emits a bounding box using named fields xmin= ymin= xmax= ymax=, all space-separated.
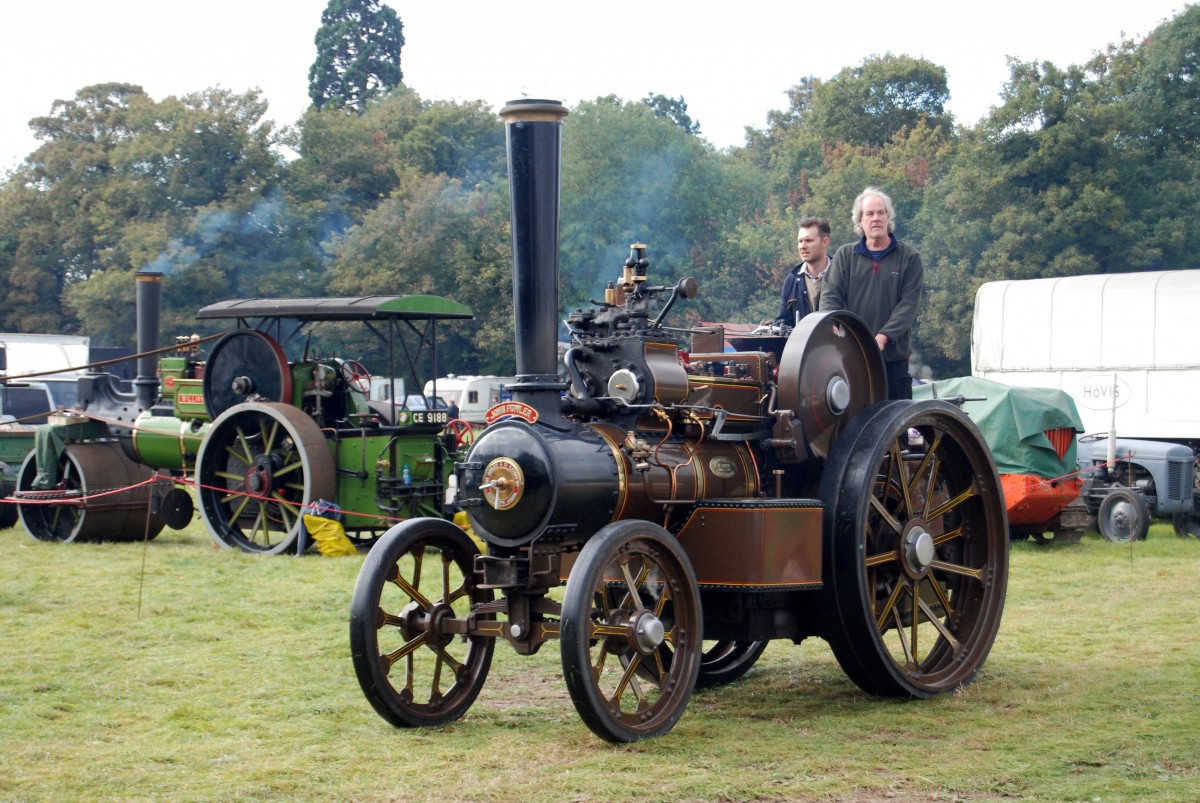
xmin=1 ymin=0 xmax=1189 ymax=173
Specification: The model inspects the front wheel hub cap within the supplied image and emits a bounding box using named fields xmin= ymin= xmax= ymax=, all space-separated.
xmin=633 ymin=611 xmax=665 ymax=653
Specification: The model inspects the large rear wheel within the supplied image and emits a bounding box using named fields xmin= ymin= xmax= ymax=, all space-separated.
xmin=195 ymin=402 xmax=334 ymax=555
xmin=820 ymin=400 xmax=1009 ymax=698
xmin=695 ymin=641 xmax=768 ymax=688
xmin=349 ymin=518 xmax=494 ymax=727
xmin=560 ymin=521 xmax=702 ymax=742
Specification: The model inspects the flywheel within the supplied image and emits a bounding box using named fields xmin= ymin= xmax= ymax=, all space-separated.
xmin=775 ymin=311 xmax=886 ymax=461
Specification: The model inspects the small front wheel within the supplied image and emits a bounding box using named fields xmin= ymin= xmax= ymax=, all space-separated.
xmin=1097 ymin=488 xmax=1151 ymax=542
xmin=349 ymin=518 xmax=494 ymax=728
xmin=560 ymin=521 xmax=702 ymax=742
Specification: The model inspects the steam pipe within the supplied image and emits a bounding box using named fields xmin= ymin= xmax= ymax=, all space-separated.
xmin=499 ymin=99 xmax=568 ymax=423
xmin=134 ymin=271 xmax=164 ymax=411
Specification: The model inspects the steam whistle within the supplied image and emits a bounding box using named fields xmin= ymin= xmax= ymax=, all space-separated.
xmin=624 ymin=243 xmax=650 ymax=299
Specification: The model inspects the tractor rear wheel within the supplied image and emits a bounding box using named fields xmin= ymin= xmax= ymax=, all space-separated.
xmin=820 ymin=400 xmax=1009 ymax=698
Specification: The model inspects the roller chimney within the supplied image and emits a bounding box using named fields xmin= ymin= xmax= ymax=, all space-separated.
xmin=134 ymin=270 xmax=164 ymax=411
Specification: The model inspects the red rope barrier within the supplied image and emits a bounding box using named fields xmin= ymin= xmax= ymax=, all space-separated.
xmin=1 ymin=470 xmax=412 ymax=530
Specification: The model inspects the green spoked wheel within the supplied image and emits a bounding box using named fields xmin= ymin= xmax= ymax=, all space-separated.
xmin=195 ymin=401 xmax=335 ymax=555
xmin=560 ymin=520 xmax=702 ymax=742
xmin=820 ymin=400 xmax=1009 ymax=698
xmin=349 ymin=518 xmax=494 ymax=728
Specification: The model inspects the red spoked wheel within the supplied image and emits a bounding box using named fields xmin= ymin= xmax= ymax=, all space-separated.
xmin=340 ymin=360 xmax=372 ymax=394
xmin=444 ymin=418 xmax=475 ymax=449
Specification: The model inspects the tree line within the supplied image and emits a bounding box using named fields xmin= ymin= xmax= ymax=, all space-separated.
xmin=0 ymin=2 xmax=1196 ymax=378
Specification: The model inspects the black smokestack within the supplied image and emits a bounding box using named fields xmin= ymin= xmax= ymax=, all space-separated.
xmin=499 ymin=99 xmax=568 ymax=420
xmin=134 ymin=270 xmax=164 ymax=410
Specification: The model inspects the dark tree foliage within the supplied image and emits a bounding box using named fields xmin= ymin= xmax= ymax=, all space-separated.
xmin=642 ymin=93 xmax=701 ymax=135
xmin=308 ymin=0 xmax=404 ymax=112
xmin=0 ymin=83 xmax=300 ymax=345
xmin=915 ymin=6 xmax=1200 ymax=376
xmin=810 ymin=54 xmax=951 ymax=147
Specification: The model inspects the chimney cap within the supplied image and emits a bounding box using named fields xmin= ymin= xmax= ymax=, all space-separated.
xmin=499 ymin=99 xmax=568 ymax=123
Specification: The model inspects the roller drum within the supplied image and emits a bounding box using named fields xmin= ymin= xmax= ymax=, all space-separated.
xmin=17 ymin=441 xmax=165 ymax=543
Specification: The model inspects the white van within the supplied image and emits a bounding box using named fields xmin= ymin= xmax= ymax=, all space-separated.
xmin=424 ymin=375 xmax=516 ymax=424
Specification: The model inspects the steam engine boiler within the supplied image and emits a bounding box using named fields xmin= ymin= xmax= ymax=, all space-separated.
xmin=350 ymin=100 xmax=1009 ymax=743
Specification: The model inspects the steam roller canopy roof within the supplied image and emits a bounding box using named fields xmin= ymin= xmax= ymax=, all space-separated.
xmin=195 ymin=295 xmax=473 ymax=322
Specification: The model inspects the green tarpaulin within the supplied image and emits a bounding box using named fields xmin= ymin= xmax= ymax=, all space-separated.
xmin=913 ymin=376 xmax=1084 ymax=479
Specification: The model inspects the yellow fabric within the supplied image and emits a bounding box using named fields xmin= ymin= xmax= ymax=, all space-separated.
xmin=303 ymin=514 xmax=358 ymax=557
xmin=453 ymin=510 xmax=486 ymax=553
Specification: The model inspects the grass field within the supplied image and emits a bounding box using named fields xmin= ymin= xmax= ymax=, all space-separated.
xmin=1 ymin=519 xmax=1197 ymax=802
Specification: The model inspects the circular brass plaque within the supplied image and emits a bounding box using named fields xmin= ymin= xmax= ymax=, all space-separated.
xmin=481 ymin=456 xmax=525 ymax=511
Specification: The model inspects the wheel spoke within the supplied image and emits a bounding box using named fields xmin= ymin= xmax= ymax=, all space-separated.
xmin=923 ymin=574 xmax=955 ymax=616
xmin=271 ymin=492 xmax=296 ymax=531
xmin=932 ymin=525 xmax=965 ymax=545
xmin=273 ymin=458 xmax=305 ymax=480
xmin=890 ymin=603 xmax=914 ymax=665
xmin=223 ymin=491 xmax=251 ymax=522
xmin=908 ymin=432 xmax=943 ymax=518
xmin=874 ymin=579 xmax=907 ymax=632
xmin=228 ymin=429 xmax=254 ymax=464
xmin=261 ymin=418 xmax=280 ymax=453
xmin=612 ymin=656 xmax=644 ymax=708
xmin=917 ymin=594 xmax=961 ymax=652
xmin=619 ymin=559 xmax=646 ymax=611
xmin=865 ymin=547 xmax=900 ymax=567
xmin=383 ymin=633 xmax=427 ymax=668
xmin=929 ymin=559 xmax=985 ymax=581
xmin=868 ymin=493 xmax=904 ymax=536
xmin=926 ymin=484 xmax=978 ymax=521
xmin=390 ymin=574 xmax=433 ymax=611
xmin=887 ymin=442 xmax=914 ymax=518
xmin=908 ymin=582 xmax=920 ymax=662
xmin=250 ymin=505 xmax=270 ymax=544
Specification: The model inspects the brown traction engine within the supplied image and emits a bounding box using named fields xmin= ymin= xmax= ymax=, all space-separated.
xmin=349 ymin=100 xmax=1010 ymax=743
